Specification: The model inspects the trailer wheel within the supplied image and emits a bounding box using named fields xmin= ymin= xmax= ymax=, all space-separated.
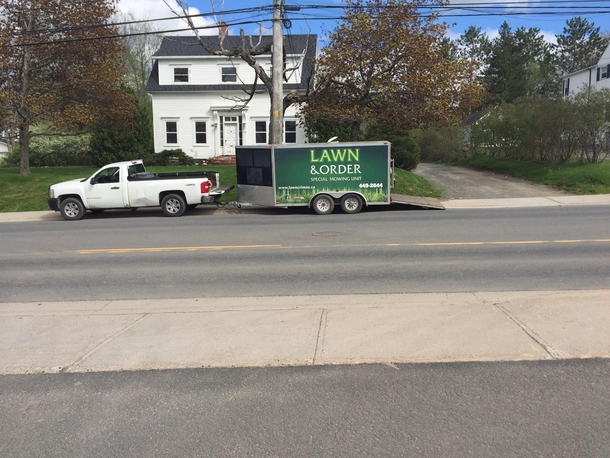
xmin=161 ymin=193 xmax=186 ymax=217
xmin=60 ymin=198 xmax=86 ymax=221
xmin=312 ymin=195 xmax=334 ymax=215
xmin=340 ymin=194 xmax=363 ymax=214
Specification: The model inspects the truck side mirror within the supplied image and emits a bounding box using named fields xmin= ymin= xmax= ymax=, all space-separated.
xmin=90 ymin=178 xmax=97 ymax=185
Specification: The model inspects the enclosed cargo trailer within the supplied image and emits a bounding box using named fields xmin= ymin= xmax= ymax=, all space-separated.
xmin=235 ymin=142 xmax=443 ymax=215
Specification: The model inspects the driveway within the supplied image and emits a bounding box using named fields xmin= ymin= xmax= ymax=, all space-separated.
xmin=413 ymin=163 xmax=569 ymax=200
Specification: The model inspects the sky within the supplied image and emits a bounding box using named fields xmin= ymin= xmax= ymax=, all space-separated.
xmin=116 ymin=0 xmax=610 ymax=46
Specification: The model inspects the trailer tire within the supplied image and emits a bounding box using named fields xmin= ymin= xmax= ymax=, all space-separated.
xmin=340 ymin=194 xmax=363 ymax=214
xmin=161 ymin=193 xmax=186 ymax=217
xmin=312 ymin=194 xmax=334 ymax=215
xmin=60 ymin=198 xmax=86 ymax=221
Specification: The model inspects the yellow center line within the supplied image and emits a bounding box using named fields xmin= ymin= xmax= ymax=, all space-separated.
xmin=77 ymin=244 xmax=282 ymax=254
xmin=74 ymin=239 xmax=610 ymax=254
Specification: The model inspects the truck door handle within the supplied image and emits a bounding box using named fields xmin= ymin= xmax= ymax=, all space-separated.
xmin=111 ymin=187 xmax=120 ymax=190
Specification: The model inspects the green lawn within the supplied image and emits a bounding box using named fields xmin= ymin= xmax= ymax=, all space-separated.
xmin=452 ymin=156 xmax=610 ymax=195
xmin=0 ymin=164 xmax=439 ymax=212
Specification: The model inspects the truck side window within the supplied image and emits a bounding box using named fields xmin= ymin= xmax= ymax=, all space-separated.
xmin=94 ymin=167 xmax=120 ymax=184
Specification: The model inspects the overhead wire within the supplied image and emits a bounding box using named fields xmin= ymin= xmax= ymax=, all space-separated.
xmin=7 ymin=0 xmax=610 ymax=46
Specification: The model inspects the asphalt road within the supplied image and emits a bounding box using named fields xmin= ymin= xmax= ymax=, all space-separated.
xmin=2 ymin=359 xmax=610 ymax=458
xmin=0 ymin=205 xmax=609 ymax=301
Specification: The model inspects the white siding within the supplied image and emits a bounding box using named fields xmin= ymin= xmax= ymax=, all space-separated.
xmin=157 ymin=55 xmax=302 ymax=86
xmin=151 ymin=90 xmax=307 ymax=159
xmin=563 ymin=44 xmax=610 ymax=95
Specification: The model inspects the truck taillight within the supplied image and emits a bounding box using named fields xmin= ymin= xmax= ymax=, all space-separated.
xmin=201 ymin=181 xmax=210 ymax=193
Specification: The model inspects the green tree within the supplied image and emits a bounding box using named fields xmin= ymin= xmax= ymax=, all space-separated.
xmin=0 ymin=0 xmax=134 ymax=175
xmin=556 ymin=17 xmax=610 ymax=75
xmin=89 ymin=90 xmax=153 ymax=166
xmin=303 ymin=0 xmax=483 ymax=141
xmin=483 ymin=22 xmax=557 ymax=105
xmin=365 ymin=124 xmax=420 ymax=170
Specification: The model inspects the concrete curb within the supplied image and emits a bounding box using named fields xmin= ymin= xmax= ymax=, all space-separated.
xmin=2 ymin=195 xmax=610 ymax=222
xmin=2 ymin=290 xmax=610 ymax=374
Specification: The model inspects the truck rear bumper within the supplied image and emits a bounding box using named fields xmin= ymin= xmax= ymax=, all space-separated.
xmin=48 ymin=198 xmax=59 ymax=211
xmin=201 ymin=185 xmax=234 ymax=203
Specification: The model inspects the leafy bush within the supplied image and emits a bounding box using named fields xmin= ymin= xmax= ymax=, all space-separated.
xmin=414 ymin=126 xmax=467 ymax=162
xmin=145 ymin=149 xmax=195 ymax=166
xmin=1 ymin=133 xmax=92 ymax=167
xmin=470 ymin=90 xmax=610 ymax=164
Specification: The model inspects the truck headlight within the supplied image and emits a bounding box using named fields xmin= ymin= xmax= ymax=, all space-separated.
xmin=49 ymin=188 xmax=55 ymax=199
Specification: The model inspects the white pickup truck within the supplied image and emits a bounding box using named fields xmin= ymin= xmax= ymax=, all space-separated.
xmin=48 ymin=160 xmax=234 ymax=220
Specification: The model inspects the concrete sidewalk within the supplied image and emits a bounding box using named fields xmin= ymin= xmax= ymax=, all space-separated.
xmin=2 ymin=290 xmax=609 ymax=374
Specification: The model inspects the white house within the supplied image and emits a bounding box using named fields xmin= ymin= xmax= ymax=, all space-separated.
xmin=562 ymin=43 xmax=610 ymax=96
xmin=146 ymin=34 xmax=317 ymax=159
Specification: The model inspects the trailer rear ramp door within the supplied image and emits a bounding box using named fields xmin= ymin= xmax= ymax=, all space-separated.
xmin=390 ymin=193 xmax=445 ymax=210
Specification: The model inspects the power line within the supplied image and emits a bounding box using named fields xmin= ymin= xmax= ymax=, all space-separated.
xmin=8 ymin=2 xmax=610 ymax=46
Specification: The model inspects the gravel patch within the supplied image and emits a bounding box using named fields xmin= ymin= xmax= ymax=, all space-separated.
xmin=413 ymin=163 xmax=570 ymax=200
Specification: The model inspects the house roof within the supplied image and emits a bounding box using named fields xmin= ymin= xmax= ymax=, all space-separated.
xmin=146 ymin=34 xmax=317 ymax=93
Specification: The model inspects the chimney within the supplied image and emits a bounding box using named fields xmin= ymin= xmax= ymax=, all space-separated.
xmin=218 ymin=21 xmax=228 ymax=39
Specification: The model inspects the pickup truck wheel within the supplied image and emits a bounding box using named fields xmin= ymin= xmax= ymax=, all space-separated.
xmin=60 ymin=198 xmax=85 ymax=221
xmin=340 ymin=194 xmax=363 ymax=214
xmin=312 ymin=194 xmax=334 ymax=215
xmin=161 ymin=194 xmax=186 ymax=217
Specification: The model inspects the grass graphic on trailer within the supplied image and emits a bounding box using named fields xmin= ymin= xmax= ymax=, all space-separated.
xmin=276 ymin=188 xmax=388 ymax=204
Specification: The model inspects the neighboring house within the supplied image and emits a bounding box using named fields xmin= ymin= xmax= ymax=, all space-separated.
xmin=146 ymin=34 xmax=317 ymax=159
xmin=0 ymin=139 xmax=8 ymax=161
xmin=562 ymin=43 xmax=610 ymax=96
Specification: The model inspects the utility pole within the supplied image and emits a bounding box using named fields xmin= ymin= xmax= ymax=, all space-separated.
xmin=270 ymin=0 xmax=283 ymax=145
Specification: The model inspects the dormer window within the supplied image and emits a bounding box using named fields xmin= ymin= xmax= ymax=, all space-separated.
xmin=174 ymin=67 xmax=189 ymax=83
xmin=222 ymin=67 xmax=237 ymax=82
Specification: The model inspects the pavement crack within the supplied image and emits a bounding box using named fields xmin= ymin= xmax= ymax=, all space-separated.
xmin=487 ymin=301 xmax=566 ymax=360
xmin=312 ymin=309 xmax=328 ymax=365
xmin=60 ymin=314 xmax=149 ymax=372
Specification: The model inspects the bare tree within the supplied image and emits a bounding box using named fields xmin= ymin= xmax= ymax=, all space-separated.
xmin=117 ymin=12 xmax=164 ymax=103
xmin=164 ymin=0 xmax=314 ymax=144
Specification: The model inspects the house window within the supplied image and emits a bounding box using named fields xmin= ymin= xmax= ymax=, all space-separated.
xmin=255 ymin=121 xmax=267 ymax=143
xmin=165 ymin=121 xmax=178 ymax=144
xmin=602 ymin=65 xmax=610 ymax=79
xmin=562 ymin=78 xmax=570 ymax=97
xmin=285 ymin=120 xmax=297 ymax=143
xmin=222 ymin=67 xmax=237 ymax=82
xmin=174 ymin=68 xmax=189 ymax=83
xmin=194 ymin=122 xmax=207 ymax=144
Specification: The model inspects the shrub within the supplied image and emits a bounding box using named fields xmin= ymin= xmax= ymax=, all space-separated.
xmin=145 ymin=149 xmax=195 ymax=166
xmin=414 ymin=126 xmax=467 ymax=162
xmin=1 ymin=133 xmax=92 ymax=167
xmin=365 ymin=125 xmax=420 ymax=170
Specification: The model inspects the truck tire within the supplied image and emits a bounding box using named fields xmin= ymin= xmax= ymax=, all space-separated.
xmin=161 ymin=193 xmax=186 ymax=217
xmin=340 ymin=194 xmax=363 ymax=214
xmin=312 ymin=195 xmax=334 ymax=215
xmin=60 ymin=197 xmax=86 ymax=221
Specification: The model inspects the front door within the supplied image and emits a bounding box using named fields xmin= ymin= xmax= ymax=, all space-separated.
xmin=223 ymin=116 xmax=239 ymax=155
xmin=86 ymin=166 xmax=125 ymax=209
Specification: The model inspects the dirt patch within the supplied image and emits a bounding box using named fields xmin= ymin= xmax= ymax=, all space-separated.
xmin=413 ymin=163 xmax=570 ymax=200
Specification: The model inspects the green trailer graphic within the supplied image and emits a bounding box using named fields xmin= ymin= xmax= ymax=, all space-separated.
xmin=274 ymin=144 xmax=390 ymax=204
